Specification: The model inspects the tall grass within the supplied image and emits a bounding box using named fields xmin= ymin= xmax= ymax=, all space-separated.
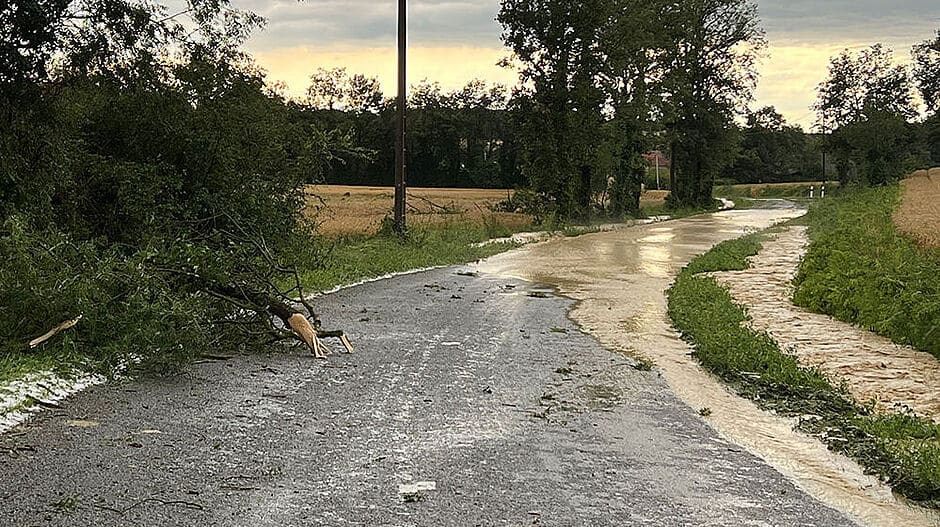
xmin=793 ymin=185 xmax=940 ymax=357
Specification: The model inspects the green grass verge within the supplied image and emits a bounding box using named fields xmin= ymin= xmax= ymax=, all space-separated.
xmin=0 ymin=347 xmax=86 ymax=385
xmin=793 ymin=185 xmax=940 ymax=357
xmin=667 ymin=232 xmax=940 ymax=506
xmin=298 ymin=220 xmax=520 ymax=292
xmin=715 ymin=182 xmax=837 ymax=200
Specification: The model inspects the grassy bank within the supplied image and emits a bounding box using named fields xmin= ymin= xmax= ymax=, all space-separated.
xmin=667 ymin=232 xmax=940 ymax=506
xmin=298 ymin=219 xmax=519 ymax=292
xmin=793 ymin=185 xmax=940 ymax=357
xmin=715 ymin=181 xmax=838 ymax=201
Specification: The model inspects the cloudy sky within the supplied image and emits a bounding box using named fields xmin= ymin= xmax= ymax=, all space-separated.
xmin=229 ymin=0 xmax=940 ymax=128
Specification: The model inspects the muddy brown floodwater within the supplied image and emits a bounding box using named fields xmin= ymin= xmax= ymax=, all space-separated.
xmin=476 ymin=208 xmax=938 ymax=527
xmin=714 ymin=226 xmax=940 ymax=421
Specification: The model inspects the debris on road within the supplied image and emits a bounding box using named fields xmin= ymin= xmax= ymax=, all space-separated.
xmin=398 ymin=481 xmax=436 ymax=502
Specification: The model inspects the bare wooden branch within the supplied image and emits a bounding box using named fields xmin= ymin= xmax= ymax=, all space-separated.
xmin=28 ymin=315 xmax=83 ymax=349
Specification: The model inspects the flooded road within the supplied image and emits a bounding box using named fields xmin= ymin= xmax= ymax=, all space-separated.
xmin=714 ymin=226 xmax=940 ymax=420
xmin=476 ymin=207 xmax=937 ymax=527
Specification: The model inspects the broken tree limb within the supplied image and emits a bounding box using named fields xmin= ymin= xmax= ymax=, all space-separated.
xmin=208 ymin=283 xmax=352 ymax=359
xmin=411 ymin=194 xmax=457 ymax=214
xmin=27 ymin=315 xmax=83 ymax=349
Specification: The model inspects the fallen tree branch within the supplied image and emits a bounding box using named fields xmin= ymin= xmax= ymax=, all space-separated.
xmin=412 ymin=194 xmax=455 ymax=213
xmin=208 ymin=283 xmax=353 ymax=359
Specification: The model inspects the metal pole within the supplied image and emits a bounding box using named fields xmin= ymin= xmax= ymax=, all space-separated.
xmin=393 ymin=0 xmax=407 ymax=235
xmin=655 ymin=153 xmax=660 ymax=190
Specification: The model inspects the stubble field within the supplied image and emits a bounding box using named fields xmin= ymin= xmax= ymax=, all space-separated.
xmin=305 ymin=185 xmax=669 ymax=236
xmin=895 ymin=168 xmax=940 ymax=249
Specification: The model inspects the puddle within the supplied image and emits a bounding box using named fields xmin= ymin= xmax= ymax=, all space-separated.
xmin=713 ymin=226 xmax=940 ymax=421
xmin=476 ymin=208 xmax=937 ymax=527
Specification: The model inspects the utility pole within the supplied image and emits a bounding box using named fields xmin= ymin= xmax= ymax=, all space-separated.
xmin=655 ymin=153 xmax=661 ymax=190
xmin=393 ymin=0 xmax=407 ymax=235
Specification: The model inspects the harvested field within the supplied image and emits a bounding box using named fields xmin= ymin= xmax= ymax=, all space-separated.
xmin=305 ymin=185 xmax=669 ymax=236
xmin=895 ymin=168 xmax=940 ymax=248
xmin=304 ymin=186 xmax=529 ymax=236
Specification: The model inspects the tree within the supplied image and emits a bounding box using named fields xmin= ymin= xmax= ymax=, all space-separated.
xmin=913 ymin=30 xmax=940 ymax=116
xmin=498 ymin=0 xmax=611 ymax=218
xmin=814 ymin=44 xmax=916 ymax=131
xmin=827 ymin=110 xmax=914 ymax=185
xmin=307 ymin=67 xmax=348 ymax=110
xmin=660 ymin=0 xmax=765 ymax=208
xmin=603 ymin=0 xmax=668 ymax=216
xmin=346 ymin=73 xmax=383 ymax=114
xmin=814 ymin=44 xmax=919 ymax=185
xmin=730 ymin=106 xmax=807 ymax=183
xmin=1 ymin=1 xmax=353 ymax=369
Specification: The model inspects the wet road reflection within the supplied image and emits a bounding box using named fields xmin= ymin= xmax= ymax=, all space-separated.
xmin=477 ymin=207 xmax=937 ymax=527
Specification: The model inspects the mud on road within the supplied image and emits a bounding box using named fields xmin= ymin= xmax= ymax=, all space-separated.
xmin=0 ymin=252 xmax=855 ymax=525
xmin=477 ymin=206 xmax=934 ymax=527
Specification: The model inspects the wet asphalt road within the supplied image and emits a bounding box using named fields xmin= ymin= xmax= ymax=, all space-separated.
xmin=0 ymin=267 xmax=857 ymax=526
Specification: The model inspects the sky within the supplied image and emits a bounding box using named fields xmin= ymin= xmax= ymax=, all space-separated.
xmin=226 ymin=0 xmax=940 ymax=129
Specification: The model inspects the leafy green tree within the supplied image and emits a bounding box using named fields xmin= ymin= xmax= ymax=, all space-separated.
xmin=814 ymin=44 xmax=919 ymax=184
xmin=347 ymin=73 xmax=384 ymax=114
xmin=603 ymin=0 xmax=667 ymax=216
xmin=498 ymin=0 xmax=611 ymax=218
xmin=1 ymin=1 xmax=351 ymax=369
xmin=913 ymin=30 xmax=940 ymax=116
xmin=730 ymin=107 xmax=807 ymax=183
xmin=814 ymin=44 xmax=916 ymax=131
xmin=307 ymin=67 xmax=349 ymax=110
xmin=660 ymin=0 xmax=765 ymax=208
xmin=926 ymin=114 xmax=940 ymax=165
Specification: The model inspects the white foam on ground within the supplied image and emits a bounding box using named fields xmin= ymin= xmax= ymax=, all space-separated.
xmin=0 ymin=370 xmax=106 ymax=434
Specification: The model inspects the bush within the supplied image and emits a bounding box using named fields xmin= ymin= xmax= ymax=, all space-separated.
xmin=0 ymin=10 xmax=349 ymax=374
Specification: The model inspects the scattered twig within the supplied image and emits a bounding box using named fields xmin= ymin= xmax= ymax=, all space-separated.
xmin=27 ymin=315 xmax=82 ymax=348
xmin=93 ymin=497 xmax=204 ymax=515
xmin=412 ymin=194 xmax=454 ymax=213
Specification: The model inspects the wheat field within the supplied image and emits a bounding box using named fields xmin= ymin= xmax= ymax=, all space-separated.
xmin=304 ymin=186 xmax=530 ymax=236
xmin=305 ymin=185 xmax=670 ymax=236
xmin=895 ymin=168 xmax=940 ymax=249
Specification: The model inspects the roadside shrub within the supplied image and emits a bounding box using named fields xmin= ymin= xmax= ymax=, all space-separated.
xmin=0 ymin=13 xmax=350 ymax=374
xmin=0 ymin=218 xmax=211 ymax=374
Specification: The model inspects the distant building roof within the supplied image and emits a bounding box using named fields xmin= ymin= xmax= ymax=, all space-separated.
xmin=642 ymin=151 xmax=670 ymax=167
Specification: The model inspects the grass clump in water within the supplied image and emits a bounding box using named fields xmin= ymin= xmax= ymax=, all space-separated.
xmin=793 ymin=184 xmax=940 ymax=357
xmin=667 ymin=231 xmax=940 ymax=507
